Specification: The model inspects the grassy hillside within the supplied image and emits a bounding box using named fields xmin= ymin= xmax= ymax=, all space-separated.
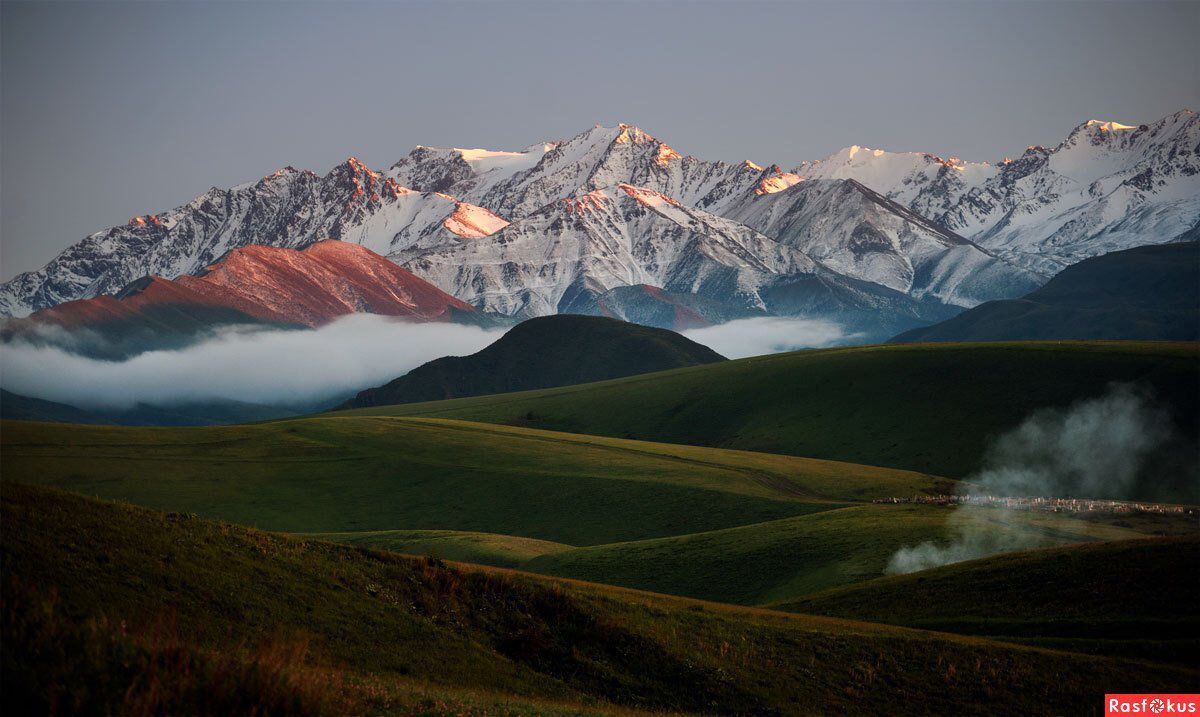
xmin=780 ymin=536 xmax=1200 ymax=665
xmin=522 ymin=504 xmax=1147 ymax=606
xmin=336 ymin=341 xmax=1200 ymax=500
xmin=305 ymin=529 xmax=574 ymax=568
xmin=0 ymin=416 xmax=944 ymax=545
xmin=4 ymin=482 xmax=1195 ymax=715
xmin=341 ymin=314 xmax=725 ymax=409
xmin=5 ymin=415 xmax=1188 ymax=608
xmin=892 ymin=243 xmax=1200 ymax=343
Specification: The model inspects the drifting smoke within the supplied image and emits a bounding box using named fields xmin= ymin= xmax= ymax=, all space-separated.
xmin=0 ymin=314 xmax=505 ymax=409
xmin=681 ymin=317 xmax=856 ymax=359
xmin=886 ymin=383 xmax=1174 ymax=575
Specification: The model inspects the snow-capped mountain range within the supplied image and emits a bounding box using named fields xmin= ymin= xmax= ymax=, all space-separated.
xmin=2 ymin=111 xmax=1195 ymax=336
xmin=790 ymin=110 xmax=1199 ymax=274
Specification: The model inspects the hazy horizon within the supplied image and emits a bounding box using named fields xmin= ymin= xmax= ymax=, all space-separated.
xmin=2 ymin=0 xmax=1197 ymax=280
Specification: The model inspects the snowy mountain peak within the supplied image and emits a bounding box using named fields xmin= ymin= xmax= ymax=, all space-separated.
xmin=617 ymin=183 xmax=682 ymax=208
xmin=846 ymin=145 xmax=884 ymax=159
xmin=1083 ymin=119 xmax=1137 ymax=132
xmin=127 ymin=214 xmax=164 ymax=229
xmin=655 ymin=143 xmax=682 ymax=167
xmin=442 ymin=202 xmax=509 ymax=238
xmin=381 ymin=177 xmax=412 ymax=198
xmin=334 ymin=156 xmax=377 ymax=180
xmin=3 ymin=112 xmax=1195 ymax=329
xmin=754 ymin=167 xmax=803 ymax=195
xmin=613 ymin=122 xmax=655 ymax=143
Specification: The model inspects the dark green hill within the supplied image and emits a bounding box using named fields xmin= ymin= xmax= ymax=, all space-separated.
xmin=891 ymin=243 xmax=1200 ymax=343
xmin=779 ymin=536 xmax=1200 ymax=664
xmin=4 ymin=482 xmax=1194 ymax=715
xmin=335 ymin=342 xmax=1200 ymax=502
xmin=340 ymin=314 xmax=725 ymax=409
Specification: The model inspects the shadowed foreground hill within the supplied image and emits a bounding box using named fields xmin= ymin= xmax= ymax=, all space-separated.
xmin=3 ymin=482 xmax=1195 ymax=715
xmin=340 ymin=314 xmax=725 ymax=409
xmin=780 ymin=536 xmax=1200 ymax=664
xmin=891 ymin=242 xmax=1200 ymax=343
xmin=334 ymin=341 xmax=1200 ymax=500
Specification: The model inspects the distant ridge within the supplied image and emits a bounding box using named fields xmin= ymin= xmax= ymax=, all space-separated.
xmin=0 ymin=389 xmax=299 ymax=426
xmin=890 ymin=242 xmax=1200 ymax=343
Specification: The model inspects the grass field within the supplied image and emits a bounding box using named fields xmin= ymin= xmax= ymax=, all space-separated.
xmin=4 ymin=341 xmax=1198 ymax=712
xmin=4 ymin=482 xmax=1196 ymax=716
xmin=521 ymin=504 xmax=1148 ymax=605
xmin=0 ymin=415 xmax=946 ymax=546
xmin=780 ymin=536 xmax=1200 ymax=665
xmin=4 ymin=414 xmax=1188 ymax=608
xmin=334 ymin=342 xmax=1200 ymax=501
xmin=305 ymin=529 xmax=574 ymax=568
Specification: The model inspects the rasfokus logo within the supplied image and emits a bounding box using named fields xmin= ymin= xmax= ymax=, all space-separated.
xmin=1106 ymin=695 xmax=1200 ymax=715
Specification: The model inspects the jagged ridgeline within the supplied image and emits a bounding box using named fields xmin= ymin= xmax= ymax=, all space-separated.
xmin=3 ymin=112 xmax=1195 ymax=338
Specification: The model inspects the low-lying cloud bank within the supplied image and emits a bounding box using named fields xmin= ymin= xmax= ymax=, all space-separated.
xmin=681 ymin=317 xmax=856 ymax=359
xmin=1 ymin=314 xmax=505 ymax=409
xmin=885 ymin=383 xmax=1174 ymax=575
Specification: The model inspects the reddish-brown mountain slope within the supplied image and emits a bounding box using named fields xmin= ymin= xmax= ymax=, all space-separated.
xmin=25 ymin=241 xmax=478 ymax=330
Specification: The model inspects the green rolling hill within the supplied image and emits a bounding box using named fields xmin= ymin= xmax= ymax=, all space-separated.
xmin=0 ymin=416 xmax=943 ymax=544
xmin=303 ymin=529 xmax=574 ymax=569
xmin=4 ymin=482 xmax=1195 ymax=715
xmin=519 ymin=504 xmax=1146 ymax=606
xmin=333 ymin=341 xmax=1200 ymax=501
xmin=4 ymin=415 xmax=1188 ymax=610
xmin=339 ymin=314 xmax=726 ymax=409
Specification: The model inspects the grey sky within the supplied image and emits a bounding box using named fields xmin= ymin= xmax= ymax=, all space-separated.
xmin=2 ymin=1 xmax=1197 ymax=280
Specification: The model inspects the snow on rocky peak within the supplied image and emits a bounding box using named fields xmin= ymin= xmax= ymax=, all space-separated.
xmin=389 ymin=142 xmax=556 ymax=199
xmin=442 ymin=203 xmax=510 ymax=239
xmin=434 ymin=123 xmax=772 ymax=218
xmin=401 ymin=182 xmax=821 ymax=319
xmin=793 ymin=146 xmax=998 ymax=226
xmin=791 ymin=110 xmax=1199 ymax=274
xmin=0 ymin=157 xmax=504 ymax=317
xmin=1084 ymin=120 xmax=1137 ymax=132
xmin=725 ymin=178 xmax=1041 ymax=307
xmin=754 ymin=166 xmax=803 ymax=195
xmin=3 ymin=112 xmax=1195 ymax=330
xmin=398 ymin=180 xmax=954 ymax=339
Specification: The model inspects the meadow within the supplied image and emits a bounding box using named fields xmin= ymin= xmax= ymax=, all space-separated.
xmin=4 ymin=483 xmax=1194 ymax=716
xmin=4 ymin=340 xmax=1198 ymax=713
xmin=336 ymin=342 xmax=1200 ymax=501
